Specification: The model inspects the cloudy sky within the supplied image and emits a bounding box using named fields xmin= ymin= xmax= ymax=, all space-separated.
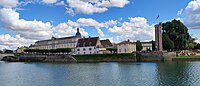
xmin=0 ymin=0 xmax=200 ymax=50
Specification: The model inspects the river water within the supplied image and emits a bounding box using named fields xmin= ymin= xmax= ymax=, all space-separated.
xmin=0 ymin=61 xmax=200 ymax=86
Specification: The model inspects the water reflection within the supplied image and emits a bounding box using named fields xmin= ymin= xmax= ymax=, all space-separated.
xmin=0 ymin=62 xmax=200 ymax=86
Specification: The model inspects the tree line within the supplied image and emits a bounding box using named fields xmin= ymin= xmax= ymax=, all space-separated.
xmin=24 ymin=48 xmax=71 ymax=54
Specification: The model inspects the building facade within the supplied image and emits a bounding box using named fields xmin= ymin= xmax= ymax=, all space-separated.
xmin=141 ymin=42 xmax=152 ymax=51
xmin=29 ymin=28 xmax=82 ymax=54
xmin=75 ymin=37 xmax=106 ymax=55
xmin=117 ymin=40 xmax=136 ymax=53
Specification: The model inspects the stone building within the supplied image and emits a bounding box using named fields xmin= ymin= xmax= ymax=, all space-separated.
xmin=141 ymin=42 xmax=152 ymax=51
xmin=155 ymin=23 xmax=163 ymax=51
xmin=117 ymin=40 xmax=136 ymax=53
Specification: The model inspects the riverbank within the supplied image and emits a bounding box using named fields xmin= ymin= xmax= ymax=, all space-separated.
xmin=1 ymin=53 xmax=136 ymax=63
xmin=3 ymin=52 xmax=200 ymax=62
xmin=73 ymin=53 xmax=136 ymax=62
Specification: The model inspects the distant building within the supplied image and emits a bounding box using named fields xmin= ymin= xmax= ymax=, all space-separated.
xmin=16 ymin=46 xmax=28 ymax=53
xmin=117 ymin=40 xmax=136 ymax=53
xmin=155 ymin=23 xmax=163 ymax=51
xmin=75 ymin=37 xmax=106 ymax=55
xmin=100 ymin=39 xmax=113 ymax=48
xmin=29 ymin=28 xmax=82 ymax=54
xmin=100 ymin=39 xmax=114 ymax=53
xmin=141 ymin=42 xmax=152 ymax=51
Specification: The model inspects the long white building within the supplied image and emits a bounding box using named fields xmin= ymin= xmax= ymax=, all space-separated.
xmin=29 ymin=28 xmax=82 ymax=53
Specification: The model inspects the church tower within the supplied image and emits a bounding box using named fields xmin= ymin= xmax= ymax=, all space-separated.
xmin=75 ymin=28 xmax=82 ymax=38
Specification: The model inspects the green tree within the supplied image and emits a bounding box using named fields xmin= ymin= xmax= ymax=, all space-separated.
xmin=186 ymin=37 xmax=196 ymax=49
xmin=194 ymin=43 xmax=200 ymax=49
xmin=106 ymin=47 xmax=117 ymax=54
xmin=163 ymin=33 xmax=175 ymax=50
xmin=136 ymin=40 xmax=143 ymax=51
xmin=4 ymin=50 xmax=14 ymax=53
xmin=162 ymin=19 xmax=190 ymax=50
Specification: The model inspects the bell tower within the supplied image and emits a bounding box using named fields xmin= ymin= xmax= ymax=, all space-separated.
xmin=75 ymin=28 xmax=82 ymax=38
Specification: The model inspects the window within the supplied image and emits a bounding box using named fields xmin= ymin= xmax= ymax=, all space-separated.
xmin=84 ymin=52 xmax=86 ymax=54
xmin=90 ymin=52 xmax=91 ymax=54
xmin=83 ymin=48 xmax=86 ymax=51
xmin=125 ymin=49 xmax=126 ymax=52
xmin=77 ymin=49 xmax=80 ymax=51
xmin=89 ymin=48 xmax=92 ymax=50
xmin=119 ymin=49 xmax=121 ymax=52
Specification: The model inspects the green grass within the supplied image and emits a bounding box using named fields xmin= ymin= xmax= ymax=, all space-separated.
xmin=72 ymin=53 xmax=135 ymax=61
xmin=176 ymin=56 xmax=200 ymax=58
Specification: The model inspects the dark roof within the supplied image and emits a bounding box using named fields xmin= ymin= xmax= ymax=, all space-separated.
xmin=77 ymin=37 xmax=99 ymax=47
xmin=118 ymin=41 xmax=134 ymax=44
xmin=141 ymin=42 xmax=152 ymax=44
xmin=100 ymin=39 xmax=113 ymax=47
xmin=36 ymin=36 xmax=75 ymax=43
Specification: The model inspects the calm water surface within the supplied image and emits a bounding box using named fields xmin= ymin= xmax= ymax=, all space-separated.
xmin=0 ymin=61 xmax=200 ymax=86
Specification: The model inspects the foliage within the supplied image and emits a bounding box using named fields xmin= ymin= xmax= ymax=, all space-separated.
xmin=0 ymin=50 xmax=3 ymax=53
xmin=162 ymin=33 xmax=175 ymax=50
xmin=194 ymin=43 xmax=200 ymax=49
xmin=4 ymin=50 xmax=14 ymax=53
xmin=24 ymin=48 xmax=72 ymax=54
xmin=162 ymin=19 xmax=190 ymax=50
xmin=185 ymin=37 xmax=196 ymax=49
xmin=136 ymin=40 xmax=143 ymax=51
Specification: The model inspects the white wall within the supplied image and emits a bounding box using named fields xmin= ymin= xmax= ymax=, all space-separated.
xmin=117 ymin=43 xmax=136 ymax=53
xmin=75 ymin=46 xmax=99 ymax=55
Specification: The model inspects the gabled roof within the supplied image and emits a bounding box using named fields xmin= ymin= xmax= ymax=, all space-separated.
xmin=100 ymin=39 xmax=113 ymax=47
xmin=35 ymin=36 xmax=75 ymax=43
xmin=77 ymin=37 xmax=99 ymax=47
xmin=118 ymin=40 xmax=134 ymax=44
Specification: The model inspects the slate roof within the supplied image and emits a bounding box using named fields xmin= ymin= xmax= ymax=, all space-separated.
xmin=76 ymin=37 xmax=99 ymax=47
xmin=100 ymin=39 xmax=113 ymax=48
xmin=35 ymin=36 xmax=75 ymax=43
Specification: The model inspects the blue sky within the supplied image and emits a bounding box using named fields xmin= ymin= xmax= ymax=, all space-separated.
xmin=0 ymin=0 xmax=200 ymax=50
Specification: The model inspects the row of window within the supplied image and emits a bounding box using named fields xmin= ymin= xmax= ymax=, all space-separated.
xmin=77 ymin=51 xmax=99 ymax=54
xmin=118 ymin=49 xmax=127 ymax=53
xmin=77 ymin=48 xmax=92 ymax=51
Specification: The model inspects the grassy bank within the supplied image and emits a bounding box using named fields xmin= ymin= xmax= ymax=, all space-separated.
xmin=72 ymin=53 xmax=136 ymax=62
xmin=176 ymin=56 xmax=200 ymax=58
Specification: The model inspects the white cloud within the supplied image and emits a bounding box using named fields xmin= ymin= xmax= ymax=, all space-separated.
xmin=66 ymin=0 xmax=107 ymax=15
xmin=55 ymin=1 xmax=66 ymax=6
xmin=0 ymin=8 xmax=53 ymax=40
xmin=66 ymin=0 xmax=129 ymax=15
xmin=96 ymin=0 xmax=129 ymax=7
xmin=53 ymin=22 xmax=88 ymax=37
xmin=109 ymin=17 xmax=155 ymax=42
xmin=0 ymin=34 xmax=35 ymax=50
xmin=177 ymin=9 xmax=183 ymax=16
xmin=42 ymin=0 xmax=58 ymax=4
xmin=0 ymin=0 xmax=19 ymax=8
xmin=184 ymin=0 xmax=200 ymax=29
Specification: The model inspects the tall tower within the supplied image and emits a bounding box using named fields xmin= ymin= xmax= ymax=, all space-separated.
xmin=75 ymin=28 xmax=82 ymax=38
xmin=155 ymin=23 xmax=163 ymax=51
